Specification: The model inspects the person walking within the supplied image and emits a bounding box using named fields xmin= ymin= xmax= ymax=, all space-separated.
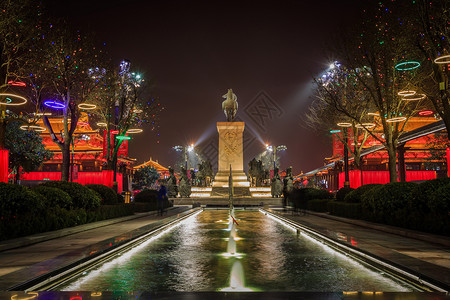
xmin=158 ymin=183 xmax=167 ymax=216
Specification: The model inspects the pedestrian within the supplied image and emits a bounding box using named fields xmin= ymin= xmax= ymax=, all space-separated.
xmin=158 ymin=183 xmax=167 ymax=216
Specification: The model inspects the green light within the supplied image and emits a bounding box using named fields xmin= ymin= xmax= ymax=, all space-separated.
xmin=116 ymin=135 xmax=131 ymax=140
xmin=394 ymin=61 xmax=420 ymax=71
xmin=329 ymin=129 xmax=341 ymax=134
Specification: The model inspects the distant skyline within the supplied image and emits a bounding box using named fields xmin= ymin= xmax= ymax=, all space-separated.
xmin=46 ymin=0 xmax=363 ymax=174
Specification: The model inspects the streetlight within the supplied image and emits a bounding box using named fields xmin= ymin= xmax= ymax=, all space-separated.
xmin=266 ymin=144 xmax=287 ymax=170
xmin=173 ymin=144 xmax=195 ymax=169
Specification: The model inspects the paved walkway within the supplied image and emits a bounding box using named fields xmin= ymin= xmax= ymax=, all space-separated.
xmin=0 ymin=206 xmax=194 ymax=289
xmin=0 ymin=206 xmax=448 ymax=292
xmin=268 ymin=208 xmax=450 ymax=291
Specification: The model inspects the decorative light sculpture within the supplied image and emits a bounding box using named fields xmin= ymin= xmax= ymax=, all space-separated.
xmin=96 ymin=122 xmax=107 ymax=127
xmin=44 ymin=100 xmax=65 ymax=109
xmin=115 ymin=135 xmax=131 ymax=140
xmin=433 ymin=55 xmax=450 ymax=64
xmin=78 ymin=103 xmax=97 ymax=110
xmin=386 ymin=117 xmax=407 ymax=123
xmin=402 ymin=94 xmax=426 ymax=101
xmin=126 ymin=128 xmax=143 ymax=134
xmin=355 ymin=123 xmax=376 ymax=129
xmin=19 ymin=125 xmax=46 ymax=132
xmin=0 ymin=93 xmax=27 ymax=106
xmin=394 ymin=61 xmax=420 ymax=71
xmin=7 ymin=81 xmax=26 ymax=87
xmin=337 ymin=122 xmax=352 ymax=127
xmin=398 ymin=90 xmax=416 ymax=96
xmin=418 ymin=110 xmax=434 ymax=116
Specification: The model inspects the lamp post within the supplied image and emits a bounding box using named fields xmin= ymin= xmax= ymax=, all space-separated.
xmin=336 ymin=123 xmax=352 ymax=188
xmin=266 ymin=144 xmax=287 ymax=170
xmin=174 ymin=144 xmax=194 ymax=170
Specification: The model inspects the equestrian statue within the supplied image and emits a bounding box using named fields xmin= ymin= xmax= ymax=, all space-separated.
xmin=222 ymin=89 xmax=238 ymax=122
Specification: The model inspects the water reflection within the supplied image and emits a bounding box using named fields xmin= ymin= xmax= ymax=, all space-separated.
xmin=57 ymin=210 xmax=415 ymax=292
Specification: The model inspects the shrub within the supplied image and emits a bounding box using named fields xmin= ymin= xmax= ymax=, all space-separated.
xmin=134 ymin=189 xmax=159 ymax=203
xmin=367 ymin=182 xmax=417 ymax=226
xmin=117 ymin=193 xmax=125 ymax=203
xmin=328 ymin=201 xmax=362 ymax=219
xmin=336 ymin=187 xmax=354 ymax=202
xmin=86 ymin=184 xmax=118 ymax=205
xmin=307 ymin=199 xmax=330 ymax=212
xmin=345 ymin=184 xmax=382 ymax=203
xmin=0 ymin=182 xmax=44 ymax=218
xmin=33 ymin=186 xmax=72 ymax=209
xmin=409 ymin=178 xmax=450 ymax=214
xmin=39 ymin=181 xmax=101 ymax=210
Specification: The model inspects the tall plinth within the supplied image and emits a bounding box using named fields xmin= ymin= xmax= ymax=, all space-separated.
xmin=212 ymin=122 xmax=250 ymax=197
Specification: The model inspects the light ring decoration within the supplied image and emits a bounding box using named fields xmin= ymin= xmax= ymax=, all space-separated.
xmin=386 ymin=116 xmax=407 ymax=123
xmin=355 ymin=123 xmax=376 ymax=129
xmin=0 ymin=93 xmax=27 ymax=106
xmin=19 ymin=125 xmax=46 ymax=132
xmin=7 ymin=80 xmax=27 ymax=87
xmin=78 ymin=103 xmax=97 ymax=110
xmin=398 ymin=90 xmax=416 ymax=97
xmin=402 ymin=93 xmax=426 ymax=101
xmin=367 ymin=112 xmax=380 ymax=116
xmin=434 ymin=54 xmax=450 ymax=64
xmin=337 ymin=122 xmax=352 ymax=127
xmin=77 ymin=121 xmax=88 ymax=126
xmin=110 ymin=130 xmax=119 ymax=134
xmin=394 ymin=61 xmax=420 ymax=71
xmin=96 ymin=122 xmax=107 ymax=127
xmin=116 ymin=135 xmax=131 ymax=140
xmin=133 ymin=109 xmax=143 ymax=114
xmin=418 ymin=110 xmax=434 ymax=116
xmin=44 ymin=100 xmax=65 ymax=109
xmin=126 ymin=128 xmax=143 ymax=134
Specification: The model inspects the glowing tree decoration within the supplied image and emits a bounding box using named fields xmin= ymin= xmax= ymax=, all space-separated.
xmin=394 ymin=61 xmax=421 ymax=71
xmin=7 ymin=81 xmax=26 ymax=87
xmin=418 ymin=110 xmax=434 ymax=116
xmin=0 ymin=94 xmax=28 ymax=106
xmin=78 ymin=103 xmax=97 ymax=110
xmin=87 ymin=59 xmax=162 ymax=191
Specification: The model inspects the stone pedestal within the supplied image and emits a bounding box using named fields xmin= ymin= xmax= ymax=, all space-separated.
xmin=212 ymin=122 xmax=250 ymax=197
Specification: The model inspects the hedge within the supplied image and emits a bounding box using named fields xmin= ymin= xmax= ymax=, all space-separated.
xmin=87 ymin=184 xmax=118 ymax=205
xmin=335 ymin=187 xmax=354 ymax=202
xmin=0 ymin=204 xmax=135 ymax=241
xmin=40 ymin=181 xmax=101 ymax=210
xmin=344 ymin=184 xmax=381 ymax=203
xmin=33 ymin=186 xmax=72 ymax=209
xmin=328 ymin=201 xmax=362 ymax=219
xmin=134 ymin=189 xmax=172 ymax=211
xmin=0 ymin=183 xmax=44 ymax=218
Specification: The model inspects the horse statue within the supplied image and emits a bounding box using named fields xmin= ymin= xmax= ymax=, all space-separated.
xmin=222 ymin=89 xmax=238 ymax=122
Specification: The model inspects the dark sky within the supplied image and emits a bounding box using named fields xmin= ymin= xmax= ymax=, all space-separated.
xmin=47 ymin=0 xmax=362 ymax=175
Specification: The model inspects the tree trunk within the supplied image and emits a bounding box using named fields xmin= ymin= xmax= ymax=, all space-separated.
xmin=61 ymin=142 xmax=71 ymax=181
xmin=386 ymin=146 xmax=398 ymax=183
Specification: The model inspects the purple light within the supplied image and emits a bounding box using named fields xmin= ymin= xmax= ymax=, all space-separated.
xmin=44 ymin=100 xmax=66 ymax=109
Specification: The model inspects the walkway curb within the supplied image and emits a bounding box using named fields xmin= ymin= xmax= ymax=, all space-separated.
xmin=0 ymin=208 xmax=177 ymax=253
xmin=305 ymin=210 xmax=450 ymax=247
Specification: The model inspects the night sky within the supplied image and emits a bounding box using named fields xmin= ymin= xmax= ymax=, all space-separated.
xmin=47 ymin=0 xmax=363 ymax=175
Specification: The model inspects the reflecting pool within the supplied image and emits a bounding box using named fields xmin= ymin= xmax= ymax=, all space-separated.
xmin=57 ymin=210 xmax=416 ymax=292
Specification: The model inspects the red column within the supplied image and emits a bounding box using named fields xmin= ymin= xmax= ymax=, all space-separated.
xmin=0 ymin=149 xmax=8 ymax=183
xmin=447 ymin=147 xmax=450 ymax=178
